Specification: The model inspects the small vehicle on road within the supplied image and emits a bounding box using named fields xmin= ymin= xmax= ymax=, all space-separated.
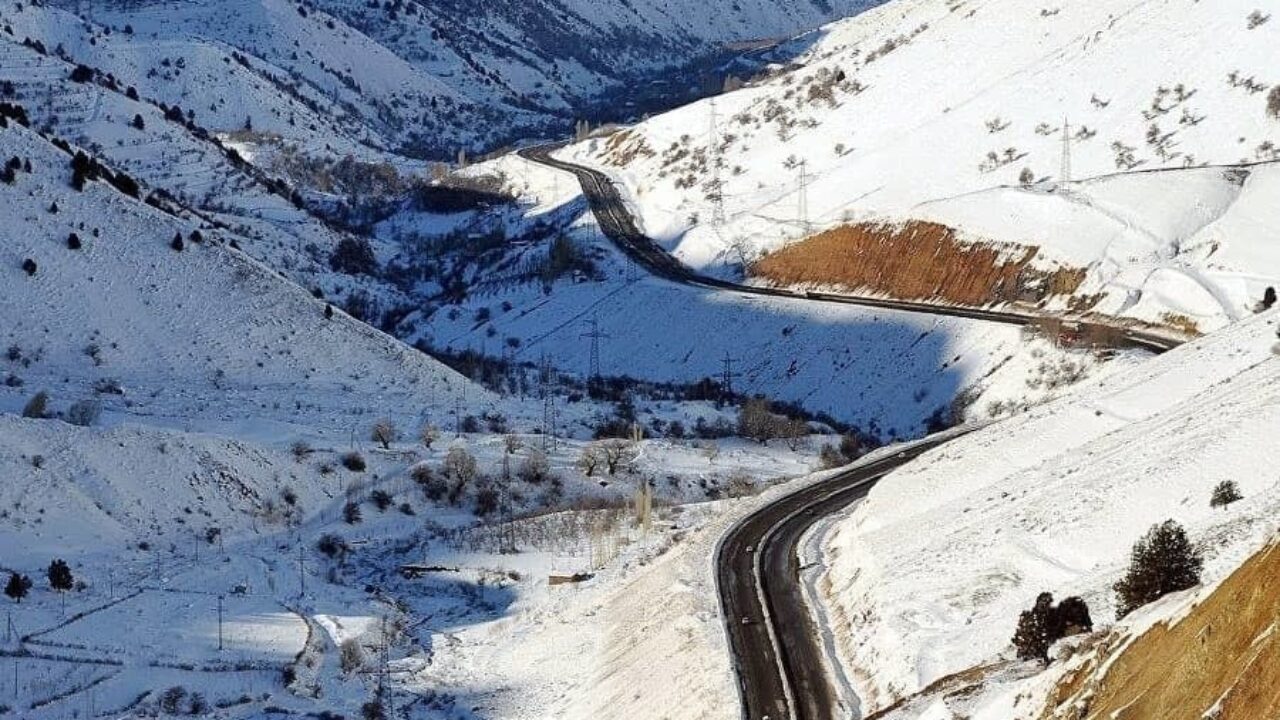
xmin=741 ymin=616 xmax=754 ymax=625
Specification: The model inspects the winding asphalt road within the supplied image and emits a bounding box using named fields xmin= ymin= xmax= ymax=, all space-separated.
xmin=517 ymin=144 xmax=1182 ymax=354
xmin=518 ymin=144 xmax=1182 ymax=719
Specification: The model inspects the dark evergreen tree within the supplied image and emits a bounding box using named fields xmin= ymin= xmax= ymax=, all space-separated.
xmin=47 ymin=558 xmax=73 ymax=592
xmin=1114 ymin=520 xmax=1203 ymax=618
xmin=67 ymin=232 xmax=81 ymax=250
xmin=324 ymin=303 xmax=334 ymax=320
xmin=21 ymin=258 xmax=37 ymax=276
xmin=1054 ymin=596 xmax=1093 ymax=636
xmin=1210 ymin=480 xmax=1243 ymax=509
xmin=48 ymin=200 xmax=58 ymax=214
xmin=329 ymin=237 xmax=378 ymax=276
xmin=69 ymin=64 xmax=94 ymax=83
xmin=4 ymin=572 xmax=31 ymax=603
xmin=170 ymin=232 xmax=184 ymax=252
xmin=131 ymin=113 xmax=145 ymax=130
xmin=343 ymin=501 xmax=362 ymax=525
xmin=1012 ymin=596 xmax=1052 ymax=663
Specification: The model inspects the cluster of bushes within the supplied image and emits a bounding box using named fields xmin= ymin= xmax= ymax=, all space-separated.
xmin=1013 ymin=519 xmax=1205 ymax=665
xmin=20 ymin=390 xmax=103 ymax=427
xmin=1012 ymin=593 xmax=1093 ymax=663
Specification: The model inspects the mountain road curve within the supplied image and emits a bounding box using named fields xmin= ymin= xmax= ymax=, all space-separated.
xmin=717 ymin=431 xmax=967 ymax=720
xmin=517 ymin=143 xmax=1183 ymax=719
xmin=517 ymin=144 xmax=1183 ymax=355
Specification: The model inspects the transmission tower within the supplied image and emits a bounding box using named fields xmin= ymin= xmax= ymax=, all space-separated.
xmin=581 ymin=314 xmax=611 ymax=381
xmin=708 ymin=100 xmax=727 ymax=226
xmin=720 ymin=351 xmax=742 ymax=397
xmin=454 ymin=390 xmax=465 ymax=438
xmin=1060 ymin=117 xmax=1073 ymax=186
xmin=543 ymin=394 xmax=559 ymax=452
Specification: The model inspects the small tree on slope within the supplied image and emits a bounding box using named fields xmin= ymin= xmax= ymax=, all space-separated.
xmin=1210 ymin=480 xmax=1243 ymax=509
xmin=1113 ymin=520 xmax=1203 ymax=619
xmin=5 ymin=572 xmax=31 ymax=603
xmin=1012 ymin=592 xmax=1054 ymax=663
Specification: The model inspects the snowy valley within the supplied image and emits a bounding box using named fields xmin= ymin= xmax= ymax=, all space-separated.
xmin=1 ymin=0 xmax=1278 ymax=718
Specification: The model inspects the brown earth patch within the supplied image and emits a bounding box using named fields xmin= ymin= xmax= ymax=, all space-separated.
xmin=601 ymin=129 xmax=655 ymax=166
xmin=1042 ymin=538 xmax=1280 ymax=720
xmin=750 ymin=221 xmax=1086 ymax=307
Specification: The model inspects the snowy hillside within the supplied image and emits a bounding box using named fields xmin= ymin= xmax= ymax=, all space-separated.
xmin=815 ymin=309 xmax=1280 ymax=715
xmin=560 ymin=0 xmax=1280 ymax=331
xmin=21 ymin=0 xmax=885 ymax=157
xmin=0 ymin=118 xmax=482 ymax=437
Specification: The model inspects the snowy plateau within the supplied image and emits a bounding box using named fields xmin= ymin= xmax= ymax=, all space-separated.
xmin=0 ymin=0 xmax=1277 ymax=719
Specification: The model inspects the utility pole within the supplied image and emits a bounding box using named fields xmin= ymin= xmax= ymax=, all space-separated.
xmin=1060 ymin=117 xmax=1072 ymax=185
xmin=454 ymin=390 xmax=465 ymax=438
xmin=797 ymin=161 xmax=811 ymax=236
xmin=580 ymin=314 xmax=611 ymax=381
xmin=720 ymin=351 xmax=742 ymax=397
xmin=540 ymin=354 xmax=558 ymax=452
xmin=217 ymin=595 xmax=224 ymax=652
xmin=708 ymin=99 xmax=727 ymax=226
xmin=542 ymin=394 xmax=557 ymax=452
xmin=297 ymin=545 xmax=306 ymax=601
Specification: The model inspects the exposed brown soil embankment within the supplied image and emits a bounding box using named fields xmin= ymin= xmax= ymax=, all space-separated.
xmin=1043 ymin=539 xmax=1280 ymax=720
xmin=751 ymin=221 xmax=1086 ymax=307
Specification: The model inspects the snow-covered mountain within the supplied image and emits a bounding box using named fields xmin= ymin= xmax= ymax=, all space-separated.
xmin=19 ymin=0 xmax=885 ymax=157
xmin=558 ymin=0 xmax=1280 ymax=331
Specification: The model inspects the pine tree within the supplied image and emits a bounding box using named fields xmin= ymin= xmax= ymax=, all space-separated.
xmin=67 ymin=232 xmax=81 ymax=250
xmin=47 ymin=559 xmax=74 ymax=592
xmin=4 ymin=572 xmax=31 ymax=603
xmin=170 ymin=232 xmax=184 ymax=252
xmin=1012 ymin=594 xmax=1052 ymax=663
xmin=1210 ymin=480 xmax=1242 ymax=509
xmin=324 ymin=303 xmax=334 ymax=320
xmin=21 ymin=258 xmax=37 ymax=276
xmin=1114 ymin=520 xmax=1203 ymax=618
xmin=131 ymin=113 xmax=145 ymax=130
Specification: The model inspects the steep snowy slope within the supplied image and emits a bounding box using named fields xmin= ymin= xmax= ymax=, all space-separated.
xmin=815 ymin=309 xmax=1280 ymax=715
xmin=24 ymin=0 xmax=885 ymax=156
xmin=0 ymin=26 xmax=412 ymax=328
xmin=561 ymin=0 xmax=1280 ymax=330
xmin=0 ymin=118 xmax=484 ymax=437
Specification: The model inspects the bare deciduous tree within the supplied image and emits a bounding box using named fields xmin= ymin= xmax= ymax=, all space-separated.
xmin=371 ymin=419 xmax=397 ymax=449
xmin=599 ymin=440 xmax=636 ymax=475
xmin=577 ymin=446 xmax=600 ymax=477
xmin=420 ymin=423 xmax=440 ymax=449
